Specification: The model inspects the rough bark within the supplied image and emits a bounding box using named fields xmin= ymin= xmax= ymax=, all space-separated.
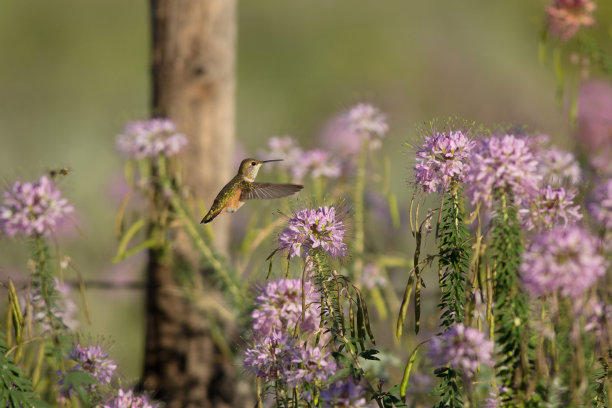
xmin=142 ymin=1 xmax=240 ymax=407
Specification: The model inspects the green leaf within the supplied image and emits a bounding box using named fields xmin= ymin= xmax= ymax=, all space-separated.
xmin=396 ymin=271 xmax=415 ymax=339
xmin=114 ymin=218 xmax=146 ymax=261
xmin=359 ymin=349 xmax=380 ymax=361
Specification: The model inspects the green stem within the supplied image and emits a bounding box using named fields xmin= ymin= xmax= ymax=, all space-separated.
xmin=156 ymin=156 xmax=244 ymax=302
xmin=353 ymin=139 xmax=367 ymax=289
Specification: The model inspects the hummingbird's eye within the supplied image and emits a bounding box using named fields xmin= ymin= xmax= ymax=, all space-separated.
xmin=251 ymin=161 xmax=257 ymax=166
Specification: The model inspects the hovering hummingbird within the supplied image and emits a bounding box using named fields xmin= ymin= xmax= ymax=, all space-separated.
xmin=200 ymin=158 xmax=303 ymax=224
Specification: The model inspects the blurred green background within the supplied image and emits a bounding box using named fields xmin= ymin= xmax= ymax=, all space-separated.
xmin=0 ymin=0 xmax=605 ymax=380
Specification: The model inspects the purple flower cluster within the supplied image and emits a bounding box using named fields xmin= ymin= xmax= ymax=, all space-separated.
xmin=116 ymin=119 xmax=188 ymax=159
xmin=320 ymin=103 xmax=388 ymax=156
xmin=260 ymin=137 xmax=342 ymax=181
xmin=547 ymin=0 xmax=596 ymax=41
xmin=414 ymin=130 xmax=475 ymax=193
xmin=244 ymin=332 xmax=337 ymax=387
xmin=427 ymin=324 xmax=494 ymax=378
xmin=519 ymin=186 xmax=582 ymax=231
xmin=69 ymin=344 xmax=117 ymax=385
xmin=0 ymin=176 xmax=73 ymax=237
xmin=251 ymin=279 xmax=320 ymax=337
xmin=278 ymin=205 xmax=348 ymax=259
xmin=260 ymin=136 xmax=303 ymax=169
xmin=521 ymin=226 xmax=607 ymax=299
xmin=537 ymin=147 xmax=581 ymax=187
xmin=466 ymin=135 xmax=541 ymax=208
xmin=292 ymin=149 xmax=341 ymax=180
xmin=320 ymin=380 xmax=371 ymax=407
xmin=286 ymin=344 xmax=337 ymax=387
xmin=588 ymin=179 xmax=612 ymax=230
xmin=104 ymin=389 xmax=159 ymax=408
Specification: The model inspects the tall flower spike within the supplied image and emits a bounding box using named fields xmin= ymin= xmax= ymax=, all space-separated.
xmin=116 ymin=118 xmax=187 ymax=159
xmin=466 ymin=134 xmax=541 ymax=208
xmin=427 ymin=323 xmax=494 ymax=379
xmin=414 ymin=130 xmax=475 ymax=193
xmin=278 ymin=205 xmax=348 ymax=259
xmin=251 ymin=279 xmax=320 ymax=338
xmin=0 ymin=176 xmax=73 ymax=237
xmin=521 ymin=226 xmax=607 ymax=299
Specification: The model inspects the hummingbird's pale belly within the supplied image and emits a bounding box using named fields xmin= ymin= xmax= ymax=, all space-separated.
xmin=226 ymin=200 xmax=245 ymax=213
xmin=225 ymin=189 xmax=245 ymax=213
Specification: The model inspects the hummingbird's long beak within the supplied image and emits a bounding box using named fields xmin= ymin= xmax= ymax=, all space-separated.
xmin=262 ymin=159 xmax=283 ymax=163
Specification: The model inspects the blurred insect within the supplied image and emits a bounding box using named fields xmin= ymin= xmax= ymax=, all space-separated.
xmin=201 ymin=158 xmax=303 ymax=224
xmin=48 ymin=167 xmax=71 ymax=180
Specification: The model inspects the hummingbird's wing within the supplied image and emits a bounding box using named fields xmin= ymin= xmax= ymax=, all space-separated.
xmin=240 ymin=183 xmax=303 ymax=200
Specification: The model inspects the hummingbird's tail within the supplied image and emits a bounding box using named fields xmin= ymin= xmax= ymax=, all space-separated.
xmin=200 ymin=209 xmax=221 ymax=224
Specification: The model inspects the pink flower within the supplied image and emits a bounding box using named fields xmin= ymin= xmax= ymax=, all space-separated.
xmin=278 ymin=205 xmax=349 ymax=259
xmin=427 ymin=324 xmax=494 ymax=378
xmin=116 ymin=118 xmax=187 ymax=159
xmin=519 ymin=185 xmax=582 ymax=231
xmin=0 ymin=176 xmax=73 ymax=237
xmin=414 ymin=130 xmax=475 ymax=193
xmin=521 ymin=226 xmax=607 ymax=299
xmin=319 ymin=103 xmax=388 ymax=156
xmin=577 ymin=80 xmax=612 ymax=151
xmin=547 ymin=0 xmax=596 ymax=41
xmin=251 ymin=279 xmax=320 ymax=338
xmin=466 ymin=135 xmax=541 ymax=208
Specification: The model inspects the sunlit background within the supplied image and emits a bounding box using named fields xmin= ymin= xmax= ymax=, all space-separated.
xmin=1 ymin=0 xmax=609 ymax=380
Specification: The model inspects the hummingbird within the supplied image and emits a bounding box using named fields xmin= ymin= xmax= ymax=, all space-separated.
xmin=200 ymin=158 xmax=303 ymax=224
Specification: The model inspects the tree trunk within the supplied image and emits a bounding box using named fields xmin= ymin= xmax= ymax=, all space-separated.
xmin=142 ymin=1 xmax=239 ymax=407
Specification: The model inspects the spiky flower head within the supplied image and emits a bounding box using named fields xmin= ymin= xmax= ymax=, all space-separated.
xmin=466 ymin=134 xmax=541 ymax=208
xmin=320 ymin=103 xmax=388 ymax=156
xmin=104 ymin=389 xmax=160 ymax=408
xmin=292 ymin=149 xmax=342 ymax=180
xmin=521 ymin=226 xmax=607 ymax=299
xmin=69 ymin=344 xmax=117 ymax=385
xmin=321 ymin=379 xmax=371 ymax=407
xmin=427 ymin=324 xmax=494 ymax=378
xmin=251 ymin=279 xmax=320 ymax=338
xmin=116 ymin=118 xmax=187 ymax=159
xmin=0 ymin=176 xmax=73 ymax=237
xmin=278 ymin=205 xmax=348 ymax=259
xmin=537 ymin=147 xmax=582 ymax=187
xmin=588 ymin=179 xmax=612 ymax=230
xmin=519 ymin=186 xmax=582 ymax=231
xmin=547 ymin=0 xmax=596 ymax=41
xmin=414 ymin=130 xmax=475 ymax=193
xmin=243 ymin=331 xmax=299 ymax=382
